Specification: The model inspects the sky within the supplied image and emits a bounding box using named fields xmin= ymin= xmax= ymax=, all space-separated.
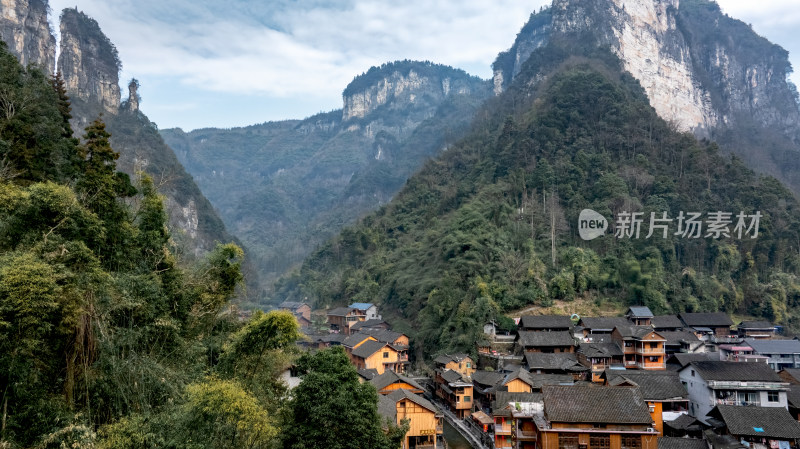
xmin=46 ymin=0 xmax=800 ymax=132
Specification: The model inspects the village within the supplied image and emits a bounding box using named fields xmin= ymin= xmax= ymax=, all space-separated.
xmin=278 ymin=301 xmax=800 ymax=449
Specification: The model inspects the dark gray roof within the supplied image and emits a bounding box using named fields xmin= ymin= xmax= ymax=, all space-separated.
xmin=579 ymin=316 xmax=631 ymax=331
xmin=321 ymin=333 xmax=346 ymax=344
xmin=788 ymin=385 xmax=800 ymax=408
xmin=667 ymin=352 xmax=718 ymax=368
xmin=362 ymin=328 xmax=406 ymax=344
xmin=615 ymin=325 xmax=663 ymax=340
xmin=664 ymin=414 xmax=703 ymax=431
xmin=745 ymin=338 xmax=800 ymax=355
xmin=350 ymin=319 xmax=388 ymax=331
xmin=579 ymin=342 xmax=623 ymax=358
xmin=342 ymin=333 xmax=374 ymax=348
xmin=503 ymin=368 xmax=535 ymax=388
xmin=658 ymin=330 xmax=700 ymax=346
xmin=440 ymin=369 xmax=464 ymax=384
xmin=279 ymin=301 xmax=308 ymax=310
xmin=358 ymin=368 xmax=379 ymax=380
xmin=686 ymin=361 xmax=783 ymax=383
xmin=525 ymin=353 xmax=587 ymax=372
xmin=386 ymin=388 xmax=438 ymax=413
xmin=370 ymin=370 xmax=424 ymax=391
xmin=679 ymin=312 xmax=733 ymax=327
xmin=351 ymin=340 xmax=389 ymax=359
xmin=527 ymin=373 xmax=575 ymax=389
xmin=651 ymin=315 xmax=684 ymax=329
xmin=657 ymin=438 xmax=706 ymax=449
xmin=606 ymin=371 xmax=688 ymax=401
xmin=708 ymin=405 xmax=800 ymax=439
xmin=739 ymin=320 xmax=774 ymax=329
xmin=542 ymin=385 xmax=652 ymax=424
xmin=627 ymin=306 xmax=654 ymax=318
xmin=327 ymin=306 xmax=355 ymax=317
xmin=377 ymin=394 xmax=397 ymax=420
xmin=518 ymin=315 xmax=573 ymax=330
xmin=472 ymin=370 xmax=505 ymax=387
xmin=517 ymin=331 xmax=575 ymax=348
xmin=781 ymin=368 xmax=800 ymax=384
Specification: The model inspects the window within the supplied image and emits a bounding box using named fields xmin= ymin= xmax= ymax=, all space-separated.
xmin=649 ymin=404 xmax=655 ymax=413
xmin=464 ymin=396 xmax=471 ymax=402
xmin=768 ymin=391 xmax=780 ymax=402
xmin=649 ymin=342 xmax=658 ymax=349
xmin=691 ymin=370 xmax=695 ymax=377
xmin=383 ymin=352 xmax=389 ymax=358
xmin=621 ymin=435 xmax=642 ymax=449
xmin=590 ymin=434 xmax=610 ymax=449
xmin=625 ymin=342 xmax=633 ymax=347
xmin=558 ymin=434 xmax=579 ymax=449
xmin=466 ymin=362 xmax=471 ymax=368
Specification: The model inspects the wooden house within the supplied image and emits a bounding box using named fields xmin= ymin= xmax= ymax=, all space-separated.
xmin=491 ymin=392 xmax=543 ymax=449
xmin=605 ymin=371 xmax=689 ymax=435
xmin=516 ymin=331 xmax=575 ymax=354
xmin=611 ymin=326 xmax=666 ymax=370
xmin=737 ymin=320 xmax=776 ymax=339
xmin=651 ymin=315 xmax=684 ymax=332
xmin=536 ymin=385 xmax=659 ymax=449
xmin=378 ymin=389 xmax=443 ymax=449
xmin=577 ymin=342 xmax=624 ymax=382
xmin=626 ymin=306 xmax=654 ymax=326
xmin=578 ymin=317 xmax=631 ymax=338
xmin=326 ymin=306 xmax=361 ymax=335
xmin=524 ymin=352 xmax=588 ymax=380
xmin=678 ymin=312 xmax=733 ymax=338
xmin=350 ymin=340 xmax=400 ymax=375
xmin=370 ymin=370 xmax=425 ymax=395
xmin=517 ymin=315 xmax=573 ymax=332
xmin=432 ymin=353 xmax=475 ymax=378
xmin=434 ymin=369 xmax=473 ymax=418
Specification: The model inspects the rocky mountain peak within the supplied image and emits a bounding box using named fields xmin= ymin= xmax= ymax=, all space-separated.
xmin=494 ymin=0 xmax=799 ymax=138
xmin=57 ymin=8 xmax=121 ymax=114
xmin=341 ymin=60 xmax=486 ymax=122
xmin=0 ymin=0 xmax=55 ymax=73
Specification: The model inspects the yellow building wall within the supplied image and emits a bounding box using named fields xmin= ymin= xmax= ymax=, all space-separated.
xmin=379 ymin=382 xmax=422 ymax=394
xmin=505 ymin=379 xmax=532 ymax=393
xmin=396 ymin=400 xmax=440 ymax=448
xmin=444 ymin=358 xmax=476 ymax=377
xmin=538 ymin=431 xmax=658 ymax=449
xmin=365 ymin=347 xmax=399 ymax=375
xmin=650 ymin=401 xmax=663 ymax=435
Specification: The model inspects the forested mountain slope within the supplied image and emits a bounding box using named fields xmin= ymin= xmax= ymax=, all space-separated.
xmin=277 ymin=40 xmax=800 ymax=358
xmin=162 ymin=61 xmax=491 ymax=292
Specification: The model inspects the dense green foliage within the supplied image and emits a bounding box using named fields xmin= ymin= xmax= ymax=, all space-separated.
xmin=0 ymin=45 xmax=397 ymax=448
xmin=161 ymin=62 xmax=490 ymax=294
xmin=278 ymin=42 xmax=800 ymax=358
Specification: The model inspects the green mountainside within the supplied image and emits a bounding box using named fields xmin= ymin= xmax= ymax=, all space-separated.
xmin=277 ymin=40 xmax=800 ymax=358
xmin=161 ymin=61 xmax=490 ymax=295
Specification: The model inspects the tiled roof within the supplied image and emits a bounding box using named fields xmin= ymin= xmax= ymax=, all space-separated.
xmin=350 ymin=319 xmax=388 ymax=331
xmin=651 ymin=315 xmax=684 ymax=329
xmin=362 ymin=328 xmax=406 ymax=344
xmin=386 ymin=388 xmax=438 ymax=413
xmin=439 ymin=369 xmax=464 ymax=384
xmin=679 ymin=312 xmax=733 ymax=327
xmin=377 ymin=394 xmax=397 ymax=420
xmin=518 ymin=315 xmax=573 ymax=330
xmin=658 ymin=330 xmax=699 ymax=346
xmin=503 ymin=368 xmax=535 ymax=388
xmin=370 ymin=370 xmax=424 ymax=391
xmin=517 ymin=331 xmax=575 ymax=347
xmin=525 ymin=353 xmax=587 ymax=372
xmin=686 ymin=361 xmax=783 ymax=382
xmin=472 ymin=370 xmax=505 ymax=387
xmin=527 ymin=373 xmax=575 ymax=389
xmin=542 ymin=385 xmax=652 ymax=424
xmin=667 ymin=352 xmax=718 ymax=368
xmin=351 ymin=340 xmax=389 ymax=359
xmin=578 ymin=342 xmax=623 ymax=358
xmin=327 ymin=306 xmax=355 ymax=317
xmin=657 ymin=437 xmax=706 ymax=449
xmin=579 ymin=316 xmax=631 ymax=331
xmin=342 ymin=333 xmax=375 ymax=348
xmin=745 ymin=338 xmax=800 ymax=355
xmin=787 ymin=385 xmax=800 ymax=408
xmin=321 ymin=333 xmax=346 ymax=344
xmin=606 ymin=371 xmax=688 ymax=401
xmin=739 ymin=320 xmax=774 ymax=329
xmin=626 ymin=306 xmax=654 ymax=318
xmin=781 ymin=368 xmax=800 ymax=384
xmin=708 ymin=404 xmax=800 ymax=439
xmin=664 ymin=414 xmax=703 ymax=431
xmin=358 ymin=368 xmax=379 ymax=381
xmin=614 ymin=325 xmax=662 ymax=340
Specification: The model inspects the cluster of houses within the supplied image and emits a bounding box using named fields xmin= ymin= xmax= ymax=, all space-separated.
xmin=279 ymin=300 xmax=800 ymax=449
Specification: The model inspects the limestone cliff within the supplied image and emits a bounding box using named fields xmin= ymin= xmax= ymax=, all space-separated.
xmin=0 ymin=0 xmax=54 ymax=73
xmin=493 ymin=0 xmax=799 ymax=138
xmin=57 ymin=8 xmax=120 ymax=115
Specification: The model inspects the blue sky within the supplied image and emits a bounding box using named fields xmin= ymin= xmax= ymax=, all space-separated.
xmin=47 ymin=0 xmax=800 ymax=132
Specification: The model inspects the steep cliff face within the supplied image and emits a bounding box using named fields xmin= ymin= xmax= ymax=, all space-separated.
xmin=493 ymin=0 xmax=799 ymax=138
xmin=0 ymin=0 xmax=54 ymax=73
xmin=57 ymin=8 xmax=120 ymax=114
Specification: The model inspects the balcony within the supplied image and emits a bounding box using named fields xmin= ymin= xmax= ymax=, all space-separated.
xmin=715 ymin=399 xmax=760 ymax=407
xmin=636 ymin=347 xmax=664 ymax=355
xmin=495 ymin=425 xmax=512 ymax=435
xmin=517 ymin=428 xmax=537 ymax=440
xmin=640 ymin=362 xmax=666 ymax=370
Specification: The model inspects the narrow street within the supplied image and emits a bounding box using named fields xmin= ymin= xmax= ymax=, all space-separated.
xmin=435 ymin=400 xmax=490 ymax=449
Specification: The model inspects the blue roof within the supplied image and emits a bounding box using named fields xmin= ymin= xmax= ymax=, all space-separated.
xmin=349 ymin=302 xmax=374 ymax=310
